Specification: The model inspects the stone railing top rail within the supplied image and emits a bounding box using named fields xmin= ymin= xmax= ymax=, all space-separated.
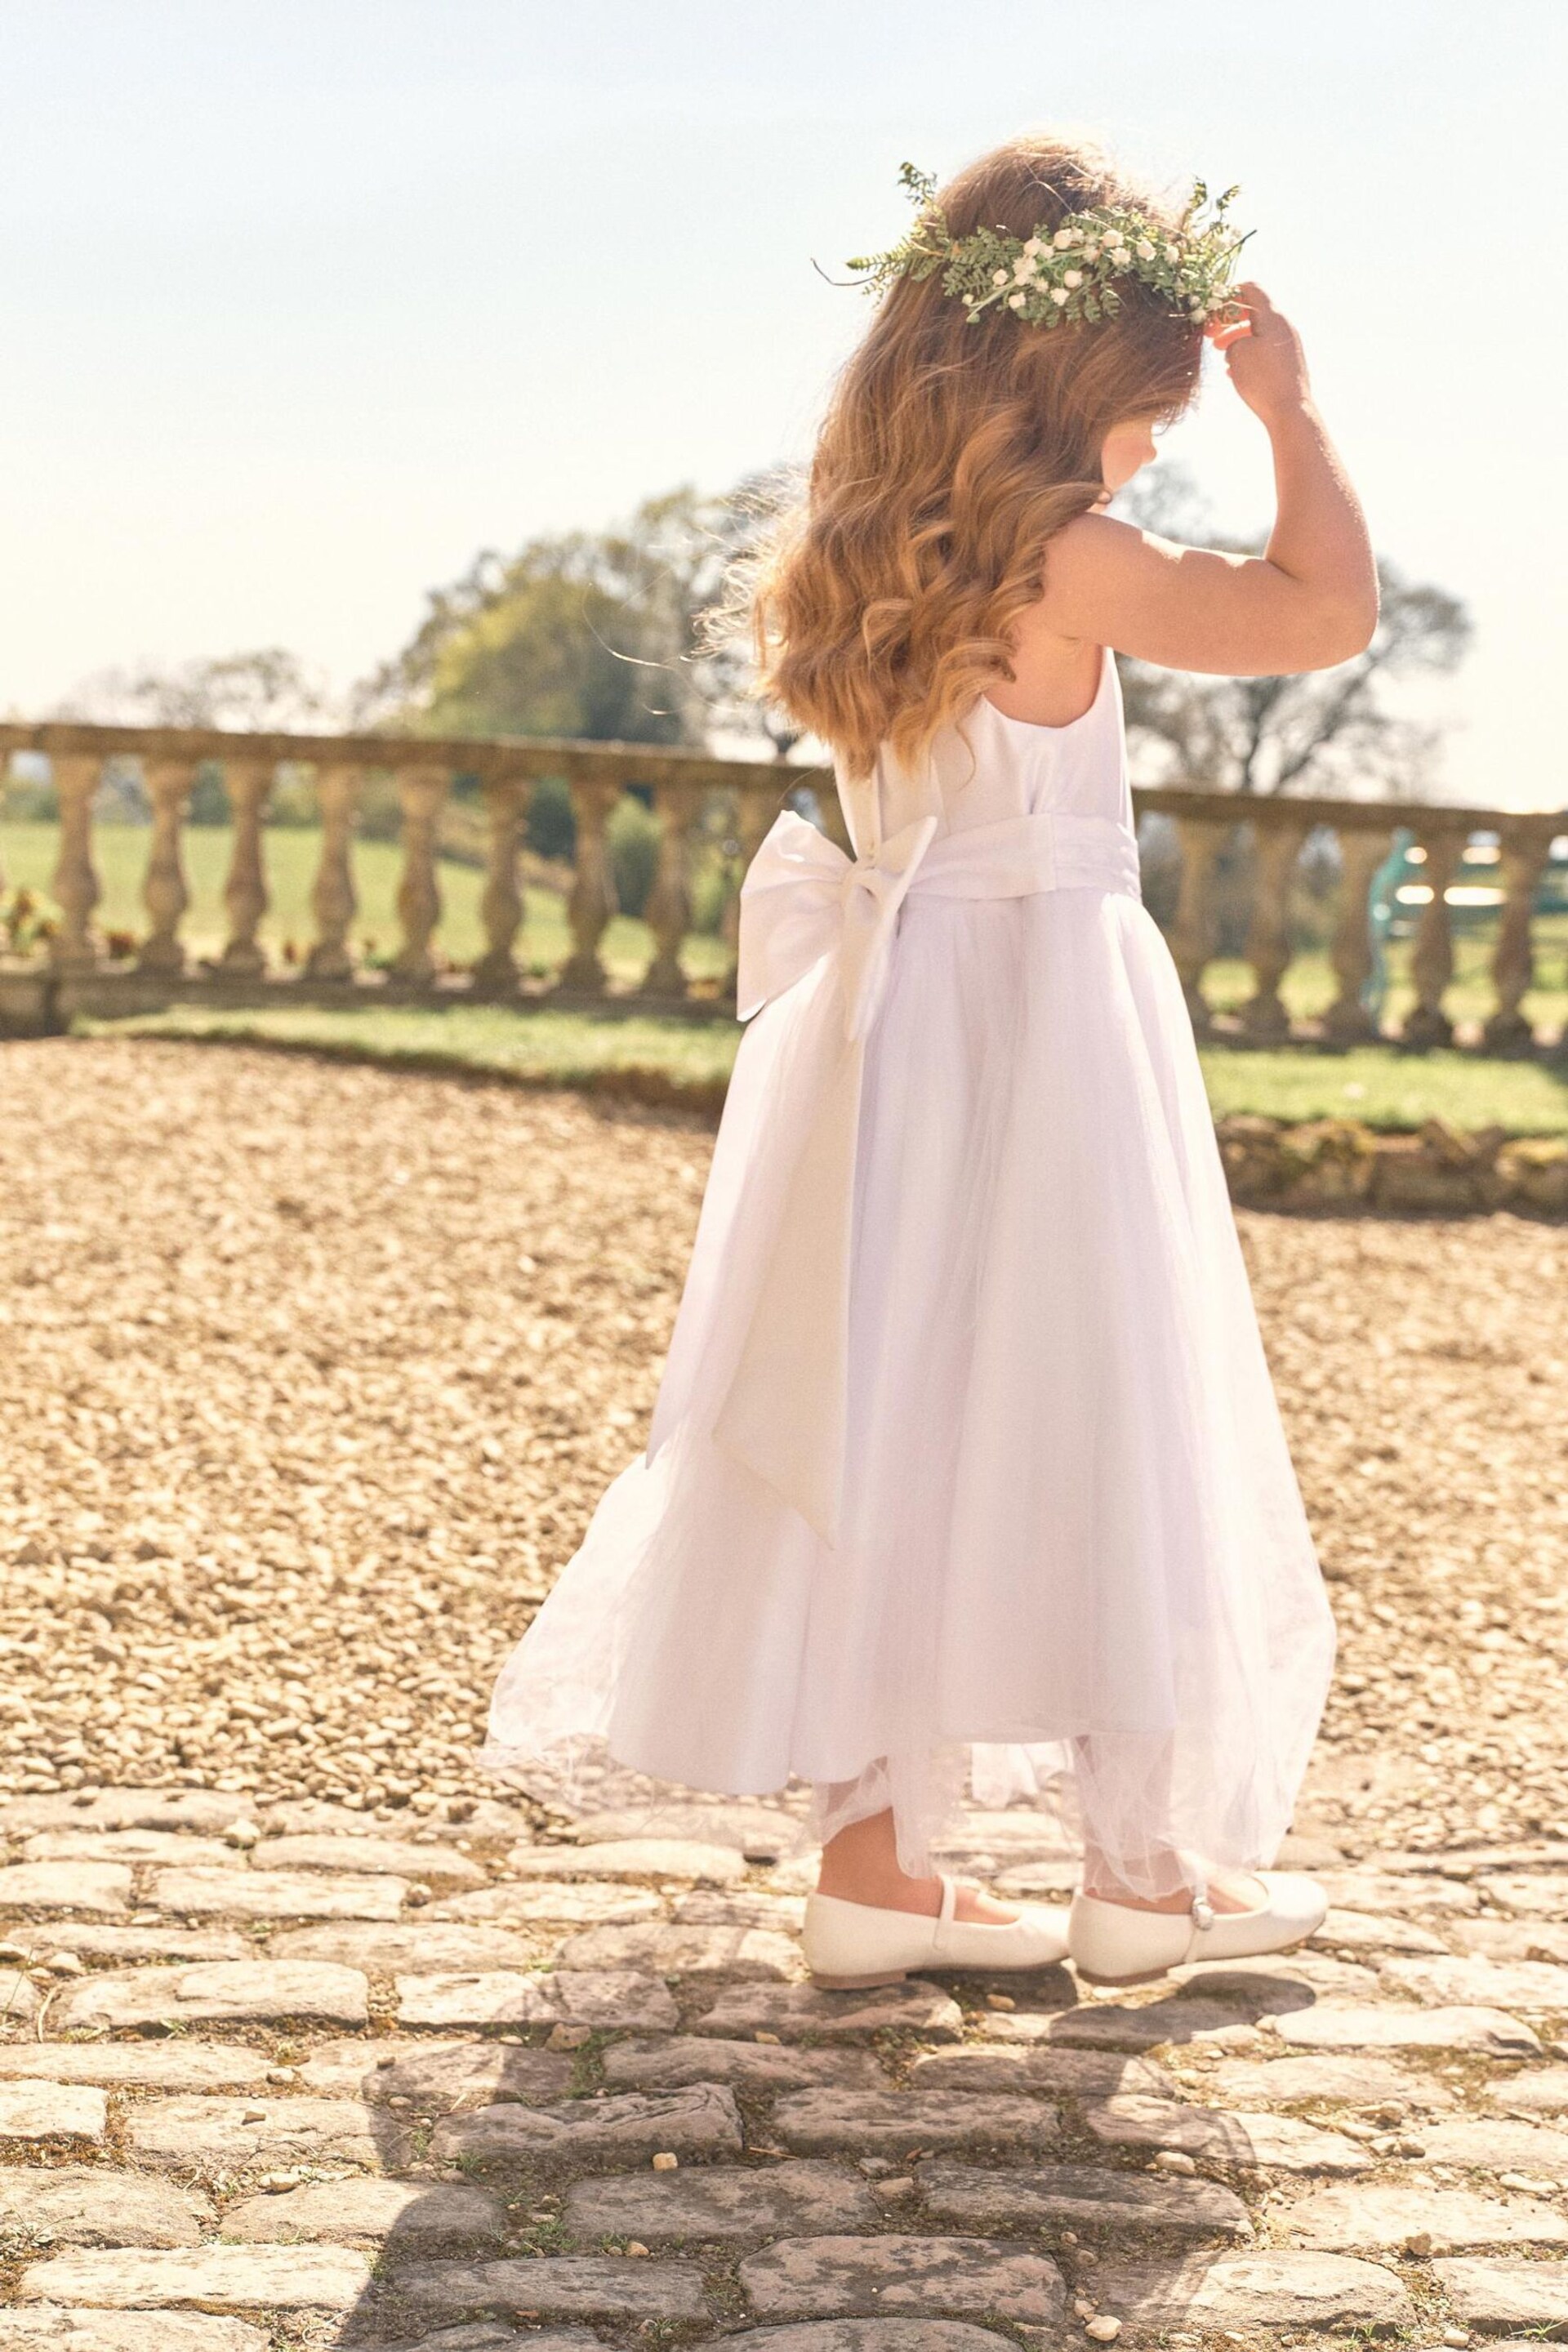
xmin=2 ymin=719 xmax=1563 ymax=838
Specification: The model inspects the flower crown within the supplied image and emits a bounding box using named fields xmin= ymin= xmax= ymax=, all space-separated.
xmin=846 ymin=163 xmax=1249 ymax=330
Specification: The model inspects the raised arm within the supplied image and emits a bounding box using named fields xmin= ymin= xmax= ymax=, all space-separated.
xmin=1031 ymin=283 xmax=1379 ymax=677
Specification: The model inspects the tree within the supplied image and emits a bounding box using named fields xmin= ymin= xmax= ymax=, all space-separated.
xmin=1110 ymin=466 xmax=1472 ymax=797
xmin=356 ymin=488 xmax=738 ymax=746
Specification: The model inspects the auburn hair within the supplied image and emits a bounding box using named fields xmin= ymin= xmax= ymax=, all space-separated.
xmin=748 ymin=134 xmax=1206 ymax=778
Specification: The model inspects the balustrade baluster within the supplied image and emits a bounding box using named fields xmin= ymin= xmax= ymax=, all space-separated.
xmin=1241 ymin=817 xmax=1310 ymax=1040
xmin=1323 ymin=827 xmax=1391 ymax=1044
xmin=48 ymin=754 xmax=103 ymax=973
xmin=391 ymin=764 xmax=451 ymax=983
xmin=218 ymin=759 xmax=274 ymax=973
xmin=1483 ymin=817 xmax=1554 ymax=1054
xmin=473 ymin=773 xmax=528 ymax=995
xmin=305 ymin=764 xmax=360 ymax=981
xmin=644 ymin=784 xmax=697 ymax=998
xmin=560 ymin=778 xmax=618 ymax=992
xmin=1168 ymin=816 xmax=1231 ymax=1034
xmin=137 ymin=759 xmax=194 ymax=973
xmin=1401 ymin=826 xmax=1462 ymax=1049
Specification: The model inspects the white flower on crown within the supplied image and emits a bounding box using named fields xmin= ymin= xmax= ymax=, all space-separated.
xmin=992 ymin=268 xmax=1009 ymax=286
xmin=1013 ymin=254 xmax=1039 ymax=280
xmin=1082 ymin=239 xmax=1099 ymax=257
xmin=1136 ymin=237 xmax=1156 ymax=260
xmin=1022 ymin=237 xmax=1042 ymax=256
xmin=1051 ymin=286 xmax=1069 ymax=305
xmin=1165 ymin=243 xmax=1180 ymax=262
xmin=1063 ymin=269 xmax=1083 ymax=288
xmin=1052 ymin=227 xmax=1074 ymax=249
xmin=1008 ymin=292 xmax=1026 ymax=310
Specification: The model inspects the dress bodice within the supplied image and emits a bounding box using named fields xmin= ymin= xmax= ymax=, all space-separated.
xmin=835 ymin=646 xmax=1131 ymax=856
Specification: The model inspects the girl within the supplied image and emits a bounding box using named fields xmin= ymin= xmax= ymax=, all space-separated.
xmin=486 ymin=133 xmax=1374 ymax=1987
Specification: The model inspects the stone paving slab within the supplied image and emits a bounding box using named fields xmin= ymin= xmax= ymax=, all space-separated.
xmin=16 ymin=2244 xmax=374 ymax=2310
xmin=1433 ymin=2255 xmax=1568 ymax=2329
xmin=1203 ymin=2051 xmax=1457 ymax=2109
xmin=774 ymin=2089 xmax=1060 ymax=2157
xmin=672 ymin=1890 xmax=808 ymax=1930
xmin=0 ymin=2316 xmax=268 ymax=2350
xmin=553 ymin=1922 xmax=802 ymax=1979
xmin=4 ymin=1925 xmax=250 ymax=1965
xmin=221 ymin=2176 xmax=506 ymax=2247
xmin=1274 ymin=2001 xmax=1541 ymax=2051
xmin=392 ymin=2255 xmax=706 ymax=2322
xmin=0 ymin=2043 xmax=268 ymax=2091
xmin=909 ymin=2044 xmax=1164 ymax=2097
xmin=0 ymin=2166 xmax=210 ymax=2248
xmin=354 ymin=2330 xmax=602 ymax=2352
xmin=0 ymin=2083 xmax=107 ymax=2148
xmin=1414 ymin=2112 xmax=1568 ymax=2170
xmin=51 ymin=1959 xmax=369 ymax=2031
xmin=1281 ymin=2180 xmax=1568 ymax=2251
xmin=916 ymin=2159 xmax=1253 ymax=2239
xmin=1486 ymin=2064 xmax=1568 ymax=2113
xmin=565 ymin=2158 xmax=880 ymax=2243
xmin=150 ymin=1865 xmax=408 ymax=1920
xmin=601 ymin=2034 xmax=884 ymax=2092
xmin=395 ymin=1968 xmax=677 ymax=2031
xmin=122 ymin=2094 xmax=391 ymax=2173
xmin=694 ymin=1981 xmax=964 ymax=2040
xmin=721 ymin=2329 xmax=1017 ymax=2352
xmin=1091 ymin=2250 xmax=1414 ymax=2329
xmin=295 ymin=2037 xmax=575 ymax=2107
xmin=1316 ymin=1906 xmax=1449 ymax=1953
xmin=1382 ymin=1952 xmax=1568 ymax=2008
xmin=0 ymin=1865 xmax=131 ymax=1915
xmin=0 ymin=1793 xmax=252 ymax=1837
xmin=736 ymin=2234 xmax=1064 ymax=2325
xmin=271 ymin=1922 xmax=543 ymax=1972
xmin=1319 ymin=1869 xmax=1482 ymax=1916
xmin=506 ymin=1839 xmax=745 ymax=1884
xmin=1477 ymin=1871 xmax=1568 ymax=1917
xmin=250 ymin=1834 xmax=485 ymax=1883
xmin=983 ymin=1997 xmax=1262 ymax=2050
xmin=432 ymin=1883 xmax=662 ymax=1927
xmin=1082 ymin=2093 xmax=1370 ymax=2172
xmin=0 ymin=1971 xmax=41 ymax=2022
xmin=566 ymin=1803 xmax=802 ymax=1850
xmin=19 ymin=1833 xmax=243 ymax=1869
xmin=1452 ymin=1917 xmax=1568 ymax=1962
xmin=430 ymin=2082 xmax=743 ymax=2168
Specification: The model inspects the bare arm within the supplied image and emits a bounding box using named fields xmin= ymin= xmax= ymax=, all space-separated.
xmin=1030 ymin=283 xmax=1379 ymax=677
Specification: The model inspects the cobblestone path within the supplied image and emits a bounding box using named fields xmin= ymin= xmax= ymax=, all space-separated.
xmin=2 ymin=1787 xmax=1568 ymax=2348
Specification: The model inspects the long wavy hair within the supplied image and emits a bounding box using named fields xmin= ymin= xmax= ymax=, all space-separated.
xmin=746 ymin=135 xmax=1206 ymax=778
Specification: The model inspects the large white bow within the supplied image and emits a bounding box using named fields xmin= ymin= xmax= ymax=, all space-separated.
xmin=707 ymin=808 xmax=936 ymax=1546
xmin=735 ymin=808 xmax=939 ymax=1042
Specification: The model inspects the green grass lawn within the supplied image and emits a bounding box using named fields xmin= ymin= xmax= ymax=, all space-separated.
xmin=78 ymin=1000 xmax=1568 ymax=1136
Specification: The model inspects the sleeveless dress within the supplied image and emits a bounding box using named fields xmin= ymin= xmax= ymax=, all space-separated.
xmin=484 ymin=651 xmax=1336 ymax=1897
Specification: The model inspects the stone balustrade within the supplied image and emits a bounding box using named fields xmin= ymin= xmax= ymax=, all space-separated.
xmin=0 ymin=720 xmax=1563 ymax=1050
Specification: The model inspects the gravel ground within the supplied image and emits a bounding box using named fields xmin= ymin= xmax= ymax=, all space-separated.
xmin=0 ymin=1037 xmax=1564 ymax=1858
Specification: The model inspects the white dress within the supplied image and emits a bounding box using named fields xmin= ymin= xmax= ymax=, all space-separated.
xmin=485 ymin=651 xmax=1335 ymax=1896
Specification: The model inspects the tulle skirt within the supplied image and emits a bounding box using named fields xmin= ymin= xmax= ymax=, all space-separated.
xmin=484 ymin=888 xmax=1334 ymax=1896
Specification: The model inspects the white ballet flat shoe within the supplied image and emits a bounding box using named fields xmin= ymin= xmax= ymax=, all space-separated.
xmin=802 ymin=1871 xmax=1070 ymax=1989
xmin=1067 ymin=1870 xmax=1328 ymax=1985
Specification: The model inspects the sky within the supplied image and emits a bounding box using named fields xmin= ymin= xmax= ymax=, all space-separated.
xmin=0 ymin=0 xmax=1562 ymax=808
